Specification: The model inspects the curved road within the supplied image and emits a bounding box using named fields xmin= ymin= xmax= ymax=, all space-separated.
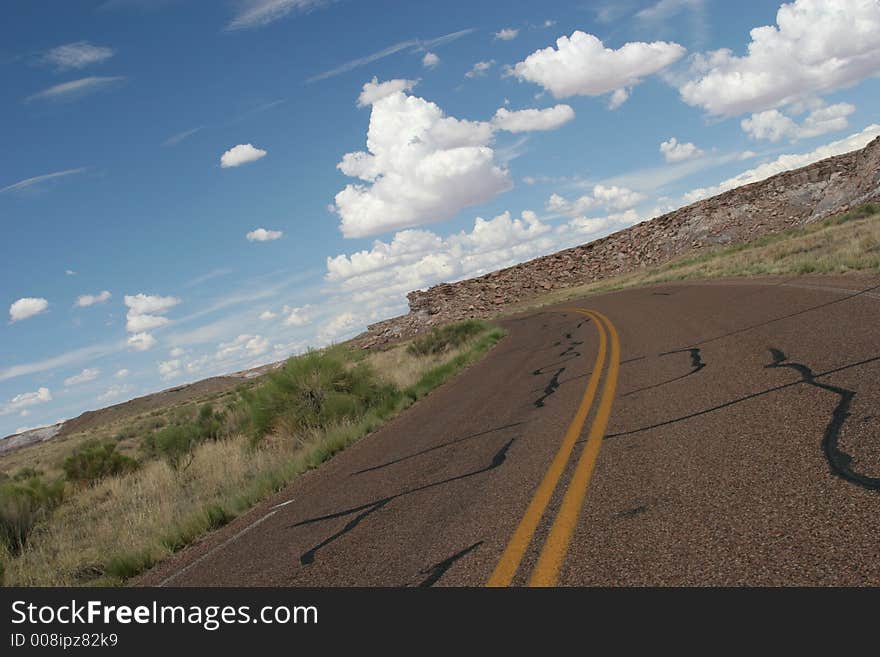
xmin=140 ymin=275 xmax=880 ymax=586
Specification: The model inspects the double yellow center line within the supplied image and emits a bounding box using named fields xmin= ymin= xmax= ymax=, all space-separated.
xmin=487 ymin=308 xmax=620 ymax=587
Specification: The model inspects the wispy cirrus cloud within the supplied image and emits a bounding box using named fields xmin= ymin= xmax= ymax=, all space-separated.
xmin=161 ymin=99 xmax=285 ymax=147
xmin=162 ymin=126 xmax=204 ymax=147
xmin=0 ymin=168 xmax=87 ymax=194
xmin=0 ymin=341 xmax=124 ymax=383
xmin=226 ymin=0 xmax=337 ymax=31
xmin=306 ymin=28 xmax=476 ymax=83
xmin=25 ymin=76 xmax=126 ymax=103
xmin=41 ymin=41 xmax=115 ymax=71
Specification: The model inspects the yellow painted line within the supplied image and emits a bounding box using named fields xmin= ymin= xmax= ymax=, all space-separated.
xmin=487 ymin=309 xmax=607 ymax=587
xmin=528 ymin=309 xmax=620 ymax=586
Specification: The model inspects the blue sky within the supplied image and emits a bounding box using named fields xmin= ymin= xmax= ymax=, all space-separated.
xmin=2 ymin=0 xmax=880 ymax=436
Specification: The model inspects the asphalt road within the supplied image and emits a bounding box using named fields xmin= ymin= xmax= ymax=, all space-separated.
xmin=140 ymin=275 xmax=880 ymax=587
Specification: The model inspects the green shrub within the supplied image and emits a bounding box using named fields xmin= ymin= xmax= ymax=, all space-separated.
xmin=404 ymin=327 xmax=505 ymax=400
xmin=105 ymin=549 xmax=157 ymax=580
xmin=153 ymin=424 xmax=199 ymax=472
xmin=0 ymin=477 xmax=65 ymax=555
xmin=196 ymin=403 xmax=226 ymax=441
xmin=244 ymin=348 xmax=402 ymax=441
xmin=12 ymin=467 xmax=42 ymax=482
xmin=406 ymin=319 xmax=487 ymax=356
xmin=62 ymin=441 xmax=139 ymax=485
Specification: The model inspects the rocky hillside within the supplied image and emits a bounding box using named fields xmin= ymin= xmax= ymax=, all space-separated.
xmin=358 ymin=136 xmax=880 ymax=348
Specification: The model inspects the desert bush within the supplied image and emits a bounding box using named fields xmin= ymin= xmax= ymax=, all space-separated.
xmin=141 ymin=403 xmax=229 ymax=471
xmin=152 ymin=424 xmax=199 ymax=472
xmin=404 ymin=327 xmax=505 ymax=400
xmin=406 ymin=319 xmax=487 ymax=356
xmin=12 ymin=467 xmax=42 ymax=482
xmin=195 ymin=403 xmax=226 ymax=441
xmin=62 ymin=441 xmax=139 ymax=485
xmin=0 ymin=477 xmax=64 ymax=555
xmin=244 ymin=348 xmax=402 ymax=441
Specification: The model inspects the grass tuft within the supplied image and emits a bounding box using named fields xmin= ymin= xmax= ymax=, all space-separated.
xmin=406 ymin=319 xmax=488 ymax=356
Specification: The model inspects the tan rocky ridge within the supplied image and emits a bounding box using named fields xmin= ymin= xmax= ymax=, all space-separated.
xmin=357 ymin=136 xmax=880 ymax=348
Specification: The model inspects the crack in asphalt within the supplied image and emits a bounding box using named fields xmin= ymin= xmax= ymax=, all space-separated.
xmin=622 ymin=347 xmax=706 ymax=397
xmin=766 ymin=348 xmax=880 ymax=490
xmin=351 ymin=421 xmax=527 ymax=476
xmin=290 ymin=439 xmax=516 ymax=565
xmin=559 ymin=340 xmax=584 ymax=357
xmin=534 ymin=367 xmax=565 ymax=408
xmin=606 ymin=350 xmax=880 ymax=490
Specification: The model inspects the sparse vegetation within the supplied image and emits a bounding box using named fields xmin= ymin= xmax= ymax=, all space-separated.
xmin=63 ymin=441 xmax=139 ymax=485
xmin=0 ymin=320 xmax=505 ymax=585
xmin=406 ymin=319 xmax=487 ymax=356
xmin=0 ymin=475 xmax=64 ymax=555
xmin=403 ymin=327 xmax=506 ymax=400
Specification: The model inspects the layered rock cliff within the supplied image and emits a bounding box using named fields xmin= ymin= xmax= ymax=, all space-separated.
xmin=359 ymin=136 xmax=880 ymax=347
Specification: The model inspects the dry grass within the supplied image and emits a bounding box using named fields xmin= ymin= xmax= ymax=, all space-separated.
xmin=4 ymin=435 xmax=281 ymax=585
xmin=503 ymin=205 xmax=880 ymax=316
xmin=0 ymin=325 xmax=505 ymax=586
xmin=0 ymin=389 xmax=242 ymax=482
xmin=366 ymin=339 xmax=478 ymax=390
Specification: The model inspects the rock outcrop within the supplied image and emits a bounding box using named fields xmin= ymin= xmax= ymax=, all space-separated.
xmin=357 ymin=136 xmax=880 ymax=348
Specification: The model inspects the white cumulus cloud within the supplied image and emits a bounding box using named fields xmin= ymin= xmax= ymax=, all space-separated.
xmin=547 ymin=185 xmax=646 ymax=217
xmin=158 ymin=359 xmax=181 ymax=380
xmin=9 ymin=298 xmax=49 ymax=323
xmin=491 ymin=105 xmax=575 ymax=133
xmin=422 ymin=52 xmax=440 ymax=68
xmin=220 ymin=143 xmax=267 ymax=168
xmin=679 ymin=0 xmax=880 ymax=117
xmin=332 ymin=79 xmax=511 ymax=238
xmin=494 ymin=28 xmax=520 ymax=41
xmin=98 ymin=384 xmax=133 ymax=402
xmin=125 ymin=313 xmax=168 ymax=333
xmin=64 ymin=368 xmax=100 ymax=386
xmin=357 ymin=77 xmax=417 ymax=107
xmin=128 ymin=332 xmax=157 ymax=351
xmin=318 ymin=312 xmax=360 ymax=344
xmin=123 ymin=293 xmax=180 ymax=340
xmin=246 ymin=228 xmax=283 ymax=242
xmin=741 ymin=103 xmax=856 ymax=142
xmin=465 ymin=60 xmax=495 ymax=78
xmin=216 ymin=334 xmax=270 ymax=360
xmin=124 ymin=293 xmax=180 ymax=317
xmin=75 ymin=290 xmax=111 ymax=307
xmin=283 ymin=305 xmax=315 ymax=327
xmin=1 ymin=387 xmax=52 ymax=417
xmin=659 ymin=137 xmax=704 ymax=162
xmin=511 ymin=31 xmax=685 ymax=104
xmin=325 ymin=208 xmax=643 ymax=320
